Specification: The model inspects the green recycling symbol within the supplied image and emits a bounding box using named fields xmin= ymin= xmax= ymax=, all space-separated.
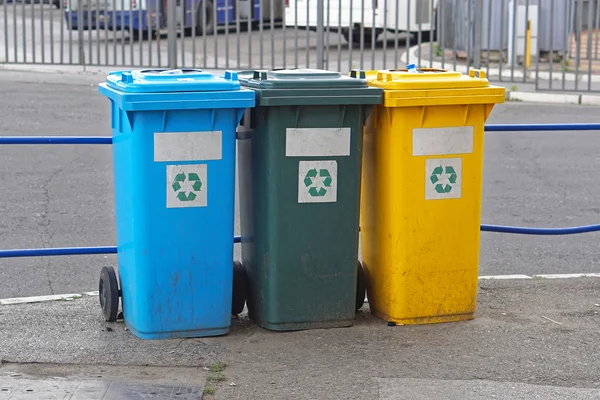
xmin=303 ymin=168 xmax=332 ymax=197
xmin=172 ymin=172 xmax=202 ymax=202
xmin=429 ymin=165 xmax=457 ymax=194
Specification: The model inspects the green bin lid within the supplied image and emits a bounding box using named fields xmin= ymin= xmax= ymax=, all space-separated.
xmin=237 ymin=69 xmax=382 ymax=106
xmin=238 ymin=68 xmax=369 ymax=89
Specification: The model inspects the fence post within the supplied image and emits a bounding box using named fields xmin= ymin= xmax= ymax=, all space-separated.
xmin=472 ymin=0 xmax=483 ymax=69
xmin=167 ymin=0 xmax=178 ymax=69
xmin=316 ymin=0 xmax=325 ymax=69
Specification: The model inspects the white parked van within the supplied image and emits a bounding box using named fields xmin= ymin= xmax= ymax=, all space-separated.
xmin=284 ymin=0 xmax=437 ymax=43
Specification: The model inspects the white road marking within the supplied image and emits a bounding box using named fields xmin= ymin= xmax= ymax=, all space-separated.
xmin=478 ymin=274 xmax=533 ymax=280
xmin=0 ymin=293 xmax=82 ymax=305
xmin=532 ymin=273 xmax=600 ymax=279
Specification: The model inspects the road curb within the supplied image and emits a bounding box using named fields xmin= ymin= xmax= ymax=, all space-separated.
xmin=400 ymin=44 xmax=600 ymax=106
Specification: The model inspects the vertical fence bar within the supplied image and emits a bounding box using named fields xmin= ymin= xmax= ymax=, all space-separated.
xmin=203 ymin=0 xmax=208 ymax=68
xmin=191 ymin=0 xmax=197 ymax=68
xmin=393 ymin=0 xmax=398 ymax=68
xmin=3 ymin=0 xmax=8 ymax=63
xmin=104 ymin=0 xmax=108 ymax=65
xmin=112 ymin=0 xmax=116 ymax=64
xmin=235 ymin=0 xmax=240 ymax=69
xmin=510 ymin=0 xmax=517 ymax=81
xmin=259 ymin=0 xmax=264 ymax=68
xmin=575 ymin=0 xmax=582 ymax=91
xmin=13 ymin=0 xmax=17 ymax=62
xmin=87 ymin=0 xmax=92 ymax=64
xmin=465 ymin=0 xmax=472 ymax=73
xmin=316 ymin=0 xmax=324 ymax=69
xmin=246 ymin=0 xmax=251 ymax=69
xmin=168 ymin=0 xmax=177 ymax=67
xmin=232 ymin=0 xmax=239 ymax=70
xmin=405 ymin=0 xmax=410 ymax=66
xmin=427 ymin=0 xmax=433 ymax=68
xmin=293 ymin=0 xmax=297 ymax=67
xmin=561 ymin=0 xmax=568 ymax=90
xmin=40 ymin=0 xmax=45 ymax=63
xmin=359 ymin=0 xmax=364 ymax=68
xmin=269 ymin=0 xmax=274 ymax=68
xmin=324 ymin=0 xmax=330 ymax=70
xmin=498 ymin=0 xmax=505 ymax=80
xmin=473 ymin=0 xmax=482 ymax=70
xmin=31 ymin=0 xmax=36 ymax=63
xmin=305 ymin=0 xmax=309 ymax=67
xmin=348 ymin=0 xmax=353 ymax=71
xmin=128 ymin=0 xmax=133 ymax=66
xmin=535 ymin=0 xmax=542 ymax=91
xmin=95 ymin=0 xmax=102 ymax=65
xmin=336 ymin=0 xmax=341 ymax=71
xmin=370 ymin=0 xmax=375 ymax=70
xmin=587 ymin=0 xmax=594 ymax=91
xmin=225 ymin=0 xmax=231 ymax=69
xmin=120 ymin=0 xmax=125 ymax=65
xmin=416 ymin=0 xmax=422 ymax=65
xmin=522 ymin=0 xmax=529 ymax=83
xmin=547 ymin=0 xmax=554 ymax=90
xmin=485 ymin=0 xmax=492 ymax=75
xmin=213 ymin=0 xmax=218 ymax=68
xmin=181 ymin=0 xmax=186 ymax=68
xmin=382 ymin=0 xmax=388 ymax=69
xmin=147 ymin=1 xmax=154 ymax=66
xmin=22 ymin=0 xmax=27 ymax=63
xmin=281 ymin=0 xmax=286 ymax=69
xmin=435 ymin=0 xmax=446 ymax=69
xmin=452 ymin=0 xmax=457 ymax=71
xmin=77 ymin=4 xmax=84 ymax=65
xmin=51 ymin=0 xmax=56 ymax=63
xmin=595 ymin=0 xmax=600 ymax=60
xmin=137 ymin=0 xmax=142 ymax=66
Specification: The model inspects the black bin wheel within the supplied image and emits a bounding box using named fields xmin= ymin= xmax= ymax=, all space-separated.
xmin=356 ymin=261 xmax=366 ymax=311
xmin=99 ymin=266 xmax=120 ymax=322
xmin=232 ymin=261 xmax=247 ymax=315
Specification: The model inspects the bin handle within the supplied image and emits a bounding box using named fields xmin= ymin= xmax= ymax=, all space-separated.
xmin=469 ymin=69 xmax=487 ymax=79
xmin=376 ymin=72 xmax=393 ymax=82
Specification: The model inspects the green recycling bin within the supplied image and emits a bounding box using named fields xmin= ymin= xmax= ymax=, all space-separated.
xmin=237 ymin=69 xmax=383 ymax=331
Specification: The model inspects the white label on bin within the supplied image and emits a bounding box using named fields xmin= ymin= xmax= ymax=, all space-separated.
xmin=285 ymin=128 xmax=351 ymax=157
xmin=166 ymin=164 xmax=208 ymax=208
xmin=412 ymin=126 xmax=474 ymax=156
xmin=154 ymin=131 xmax=222 ymax=162
xmin=298 ymin=160 xmax=338 ymax=203
xmin=425 ymin=158 xmax=462 ymax=200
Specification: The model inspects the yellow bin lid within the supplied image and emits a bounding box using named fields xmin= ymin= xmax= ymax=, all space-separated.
xmin=353 ymin=68 xmax=506 ymax=107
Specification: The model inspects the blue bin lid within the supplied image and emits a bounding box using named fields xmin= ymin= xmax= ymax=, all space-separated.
xmin=105 ymin=69 xmax=243 ymax=93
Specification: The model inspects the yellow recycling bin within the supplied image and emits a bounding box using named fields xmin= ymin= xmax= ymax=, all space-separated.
xmin=360 ymin=68 xmax=505 ymax=325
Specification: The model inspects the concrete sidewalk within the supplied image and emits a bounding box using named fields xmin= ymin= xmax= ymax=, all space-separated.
xmin=1 ymin=277 xmax=599 ymax=399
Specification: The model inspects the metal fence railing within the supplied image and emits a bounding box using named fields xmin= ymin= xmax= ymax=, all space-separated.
xmin=1 ymin=0 xmax=599 ymax=92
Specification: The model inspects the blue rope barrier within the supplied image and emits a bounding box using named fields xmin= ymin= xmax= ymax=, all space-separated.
xmin=0 ymin=236 xmax=243 ymax=258
xmin=1 ymin=224 xmax=599 ymax=259
xmin=0 ymin=123 xmax=599 ymax=147
xmin=0 ymin=123 xmax=598 ymax=259
xmin=0 ymin=136 xmax=112 ymax=145
xmin=484 ymin=123 xmax=600 ymax=132
xmin=480 ymin=224 xmax=600 ymax=235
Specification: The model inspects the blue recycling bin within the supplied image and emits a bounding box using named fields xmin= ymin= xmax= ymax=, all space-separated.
xmin=98 ymin=69 xmax=255 ymax=340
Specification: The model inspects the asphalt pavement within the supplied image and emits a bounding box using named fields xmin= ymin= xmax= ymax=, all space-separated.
xmin=1 ymin=71 xmax=600 ymax=299
xmin=1 ymin=278 xmax=599 ymax=398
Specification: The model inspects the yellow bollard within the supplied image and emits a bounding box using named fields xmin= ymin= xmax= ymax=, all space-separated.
xmin=526 ymin=20 xmax=531 ymax=70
